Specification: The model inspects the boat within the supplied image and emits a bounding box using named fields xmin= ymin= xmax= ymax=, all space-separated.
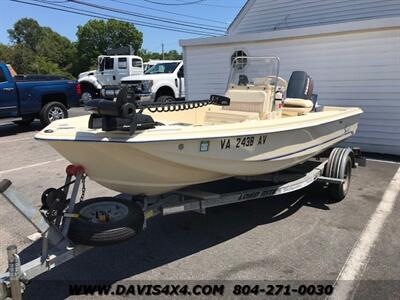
xmin=35 ymin=57 xmax=362 ymax=196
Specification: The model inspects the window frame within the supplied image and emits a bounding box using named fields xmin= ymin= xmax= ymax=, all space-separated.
xmin=118 ymin=57 xmax=128 ymax=69
xmin=104 ymin=57 xmax=114 ymax=70
xmin=131 ymin=58 xmax=143 ymax=68
xmin=231 ymin=50 xmax=248 ymax=71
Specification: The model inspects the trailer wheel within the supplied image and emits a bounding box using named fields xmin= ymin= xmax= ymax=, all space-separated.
xmin=68 ymin=197 xmax=144 ymax=246
xmin=324 ymin=148 xmax=353 ymax=202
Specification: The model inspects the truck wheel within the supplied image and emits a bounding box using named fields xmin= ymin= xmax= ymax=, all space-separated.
xmin=40 ymin=102 xmax=68 ymax=126
xmin=68 ymin=197 xmax=144 ymax=246
xmin=324 ymin=148 xmax=353 ymax=202
xmin=13 ymin=116 xmax=35 ymax=126
xmin=157 ymin=95 xmax=175 ymax=103
xmin=81 ymin=87 xmax=95 ymax=104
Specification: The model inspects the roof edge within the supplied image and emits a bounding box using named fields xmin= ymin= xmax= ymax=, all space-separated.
xmin=226 ymin=0 xmax=256 ymax=35
xmin=180 ymin=16 xmax=400 ymax=47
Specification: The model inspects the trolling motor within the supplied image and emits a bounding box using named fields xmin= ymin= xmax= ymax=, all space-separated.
xmin=86 ymin=85 xmax=155 ymax=134
xmin=86 ymin=85 xmax=230 ymax=134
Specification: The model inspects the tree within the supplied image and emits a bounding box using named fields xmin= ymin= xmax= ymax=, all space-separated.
xmin=8 ymin=18 xmax=43 ymax=52
xmin=76 ymin=19 xmax=143 ymax=72
xmin=5 ymin=18 xmax=76 ymax=76
xmin=37 ymin=27 xmax=76 ymax=72
xmin=138 ymin=49 xmax=182 ymax=62
xmin=8 ymin=45 xmax=36 ymax=74
xmin=0 ymin=44 xmax=12 ymax=63
xmin=164 ymin=50 xmax=182 ymax=60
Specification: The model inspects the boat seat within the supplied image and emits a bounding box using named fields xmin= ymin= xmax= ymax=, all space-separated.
xmin=282 ymin=98 xmax=313 ymax=116
xmin=204 ymin=87 xmax=272 ymax=123
xmin=204 ymin=109 xmax=259 ymax=123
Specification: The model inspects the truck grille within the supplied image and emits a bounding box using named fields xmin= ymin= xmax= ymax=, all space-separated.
xmin=121 ymin=80 xmax=142 ymax=86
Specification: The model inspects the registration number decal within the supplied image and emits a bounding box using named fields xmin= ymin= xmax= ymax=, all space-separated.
xmin=220 ymin=135 xmax=267 ymax=150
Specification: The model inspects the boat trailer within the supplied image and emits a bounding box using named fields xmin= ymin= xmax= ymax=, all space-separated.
xmin=0 ymin=147 xmax=365 ymax=299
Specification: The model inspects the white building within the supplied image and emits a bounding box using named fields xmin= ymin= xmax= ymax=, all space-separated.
xmin=180 ymin=0 xmax=400 ymax=155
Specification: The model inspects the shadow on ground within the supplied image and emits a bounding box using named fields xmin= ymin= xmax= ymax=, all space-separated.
xmin=0 ymin=121 xmax=43 ymax=138
xmin=17 ymin=184 xmax=334 ymax=299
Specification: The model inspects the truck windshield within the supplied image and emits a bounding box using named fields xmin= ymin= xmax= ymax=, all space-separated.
xmin=145 ymin=62 xmax=179 ymax=74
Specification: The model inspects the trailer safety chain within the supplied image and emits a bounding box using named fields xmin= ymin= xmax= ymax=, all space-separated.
xmin=79 ymin=174 xmax=87 ymax=202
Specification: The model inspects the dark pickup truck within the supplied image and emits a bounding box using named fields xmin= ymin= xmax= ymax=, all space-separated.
xmin=0 ymin=63 xmax=81 ymax=126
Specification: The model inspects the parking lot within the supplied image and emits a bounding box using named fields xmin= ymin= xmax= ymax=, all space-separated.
xmin=1 ymin=107 xmax=400 ymax=299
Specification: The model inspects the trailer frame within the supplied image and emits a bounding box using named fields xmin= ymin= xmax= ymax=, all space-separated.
xmin=0 ymin=147 xmax=365 ymax=299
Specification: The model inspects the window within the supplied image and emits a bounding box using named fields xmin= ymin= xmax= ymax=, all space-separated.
xmin=145 ymin=62 xmax=180 ymax=74
xmin=132 ymin=58 xmax=142 ymax=68
xmin=118 ymin=58 xmax=127 ymax=69
xmin=231 ymin=50 xmax=248 ymax=70
xmin=104 ymin=57 xmax=114 ymax=70
xmin=178 ymin=66 xmax=184 ymax=78
xmin=0 ymin=69 xmax=6 ymax=83
xmin=99 ymin=57 xmax=114 ymax=71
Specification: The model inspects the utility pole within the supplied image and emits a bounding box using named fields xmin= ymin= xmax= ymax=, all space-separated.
xmin=162 ymin=43 xmax=165 ymax=60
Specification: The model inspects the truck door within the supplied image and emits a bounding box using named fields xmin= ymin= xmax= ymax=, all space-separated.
xmin=97 ymin=56 xmax=115 ymax=86
xmin=130 ymin=58 xmax=143 ymax=76
xmin=177 ymin=66 xmax=185 ymax=99
xmin=115 ymin=57 xmax=129 ymax=83
xmin=0 ymin=66 xmax=18 ymax=117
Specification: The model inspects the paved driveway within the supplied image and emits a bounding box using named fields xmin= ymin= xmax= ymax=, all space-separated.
xmin=0 ymin=108 xmax=399 ymax=299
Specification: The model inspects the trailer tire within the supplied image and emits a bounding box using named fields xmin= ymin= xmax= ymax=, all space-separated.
xmin=324 ymin=148 xmax=353 ymax=202
xmin=68 ymin=197 xmax=144 ymax=246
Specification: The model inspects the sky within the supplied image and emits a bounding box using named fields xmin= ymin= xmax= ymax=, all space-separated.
xmin=0 ymin=0 xmax=246 ymax=53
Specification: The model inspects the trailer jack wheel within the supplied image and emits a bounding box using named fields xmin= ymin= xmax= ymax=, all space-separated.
xmin=68 ymin=197 xmax=144 ymax=246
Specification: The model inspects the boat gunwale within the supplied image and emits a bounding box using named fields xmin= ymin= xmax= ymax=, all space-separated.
xmin=35 ymin=107 xmax=362 ymax=144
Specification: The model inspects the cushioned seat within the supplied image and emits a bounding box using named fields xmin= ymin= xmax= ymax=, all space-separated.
xmin=283 ymin=98 xmax=314 ymax=108
xmin=204 ymin=86 xmax=273 ymax=123
xmin=282 ymin=97 xmax=314 ymax=116
xmin=282 ymin=106 xmax=313 ymax=116
xmin=282 ymin=71 xmax=315 ymax=117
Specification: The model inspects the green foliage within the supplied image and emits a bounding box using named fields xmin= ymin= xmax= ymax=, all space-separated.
xmin=0 ymin=44 xmax=12 ymax=63
xmin=138 ymin=49 xmax=182 ymax=62
xmin=7 ymin=18 xmax=42 ymax=51
xmin=5 ymin=18 xmax=76 ymax=76
xmin=8 ymin=44 xmax=36 ymax=74
xmin=37 ymin=27 xmax=76 ymax=71
xmin=2 ymin=17 xmax=181 ymax=78
xmin=76 ymin=19 xmax=143 ymax=73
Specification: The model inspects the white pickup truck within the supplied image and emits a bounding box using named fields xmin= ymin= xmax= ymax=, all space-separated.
xmin=120 ymin=60 xmax=184 ymax=102
xmin=78 ymin=48 xmax=144 ymax=103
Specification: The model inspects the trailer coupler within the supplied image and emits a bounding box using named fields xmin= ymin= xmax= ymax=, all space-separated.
xmin=0 ymin=165 xmax=90 ymax=300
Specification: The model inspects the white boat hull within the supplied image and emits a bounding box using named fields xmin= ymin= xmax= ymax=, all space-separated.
xmin=40 ymin=109 xmax=360 ymax=195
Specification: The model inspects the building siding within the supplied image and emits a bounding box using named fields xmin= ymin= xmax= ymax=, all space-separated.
xmin=229 ymin=0 xmax=400 ymax=34
xmin=184 ymin=28 xmax=400 ymax=155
